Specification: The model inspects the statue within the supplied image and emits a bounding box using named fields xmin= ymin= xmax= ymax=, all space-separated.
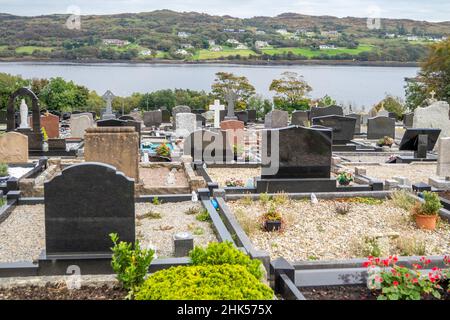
xmin=19 ymin=99 xmax=29 ymax=129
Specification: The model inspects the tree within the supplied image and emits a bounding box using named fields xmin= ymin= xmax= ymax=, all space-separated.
xmin=247 ymin=94 xmax=272 ymax=120
xmin=269 ymin=71 xmax=312 ymax=112
xmin=316 ymin=95 xmax=336 ymax=107
xmin=405 ymin=38 xmax=450 ymax=109
xmin=211 ymin=72 xmax=256 ymax=110
xmin=372 ymin=95 xmax=406 ymax=119
xmin=0 ymin=72 xmax=29 ymax=110
xmin=39 ymin=77 xmax=89 ymax=112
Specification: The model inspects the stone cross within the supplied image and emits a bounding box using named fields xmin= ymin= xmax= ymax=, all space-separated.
xmin=102 ymin=90 xmax=116 ymax=119
xmin=430 ymin=90 xmax=436 ymax=101
xmin=19 ymin=99 xmax=29 ymax=129
xmin=209 ymin=99 xmax=225 ymax=128
xmin=225 ymin=90 xmax=238 ymax=120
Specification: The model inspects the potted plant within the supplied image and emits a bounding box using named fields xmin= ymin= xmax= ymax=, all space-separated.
xmin=41 ymin=127 xmax=49 ymax=152
xmin=337 ymin=171 xmax=354 ymax=186
xmin=377 ymin=136 xmax=394 ymax=148
xmin=0 ymin=163 xmax=9 ymax=182
xmin=262 ymin=205 xmax=282 ymax=232
xmin=412 ymin=191 xmax=443 ymax=231
xmin=155 ymin=142 xmax=171 ymax=160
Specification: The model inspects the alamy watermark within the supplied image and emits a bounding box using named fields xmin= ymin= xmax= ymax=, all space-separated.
xmin=366 ymin=5 xmax=382 ymax=30
xmin=65 ymin=5 xmax=81 ymax=30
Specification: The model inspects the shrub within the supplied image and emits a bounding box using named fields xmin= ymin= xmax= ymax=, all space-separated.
xmin=263 ymin=204 xmax=282 ymax=222
xmin=184 ymin=206 xmax=201 ymax=215
xmin=134 ymin=264 xmax=273 ymax=300
xmin=156 ymin=142 xmax=171 ymax=158
xmin=196 ymin=209 xmax=210 ymax=222
xmin=0 ymin=163 xmax=8 ymax=177
xmin=396 ymin=235 xmax=426 ymax=256
xmin=377 ymin=136 xmax=394 ymax=147
xmin=259 ymin=193 xmax=271 ymax=205
xmin=234 ymin=208 xmax=259 ymax=235
xmin=189 ymin=242 xmax=263 ymax=280
xmin=0 ymin=197 xmax=5 ymax=207
xmin=109 ymin=233 xmax=154 ymax=296
xmin=419 ymin=191 xmax=443 ymax=216
xmin=152 ymin=197 xmax=161 ymax=205
xmin=272 ymin=192 xmax=289 ymax=205
xmin=391 ymin=190 xmax=416 ymax=211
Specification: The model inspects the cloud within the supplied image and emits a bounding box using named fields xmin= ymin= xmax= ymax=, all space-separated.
xmin=0 ymin=0 xmax=449 ymax=21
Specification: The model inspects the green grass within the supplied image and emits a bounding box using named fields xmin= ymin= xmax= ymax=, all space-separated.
xmin=261 ymin=44 xmax=374 ymax=58
xmin=15 ymin=46 xmax=54 ymax=54
xmin=192 ymin=47 xmax=257 ymax=60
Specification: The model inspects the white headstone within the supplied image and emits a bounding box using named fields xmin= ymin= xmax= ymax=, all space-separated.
xmin=71 ymin=112 xmax=95 ymax=125
xmin=19 ymin=99 xmax=29 ymax=129
xmin=413 ymin=101 xmax=450 ymax=139
xmin=438 ymin=137 xmax=450 ymax=178
xmin=70 ymin=115 xmax=92 ymax=139
xmin=102 ymin=90 xmax=116 ymax=120
xmin=209 ymin=100 xmax=225 ymax=128
xmin=175 ymin=113 xmax=196 ymax=138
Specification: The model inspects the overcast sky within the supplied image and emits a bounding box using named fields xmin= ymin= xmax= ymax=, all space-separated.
xmin=1 ymin=0 xmax=449 ymax=22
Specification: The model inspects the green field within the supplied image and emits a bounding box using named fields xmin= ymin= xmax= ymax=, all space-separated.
xmin=192 ymin=48 xmax=257 ymax=60
xmin=261 ymin=45 xmax=374 ymax=58
xmin=15 ymin=46 xmax=54 ymax=54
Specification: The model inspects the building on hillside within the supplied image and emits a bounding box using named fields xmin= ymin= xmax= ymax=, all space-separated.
xmin=175 ymin=49 xmax=189 ymax=56
xmin=181 ymin=44 xmax=194 ymax=49
xmin=210 ymin=46 xmax=223 ymax=52
xmin=102 ymin=39 xmax=130 ymax=46
xmin=208 ymin=40 xmax=216 ymax=47
xmin=276 ymin=29 xmax=289 ymax=35
xmin=255 ymin=41 xmax=270 ymax=49
xmin=177 ymin=32 xmax=191 ymax=38
xmin=236 ymin=44 xmax=248 ymax=50
xmin=321 ymin=30 xmax=339 ymax=38
xmin=223 ymin=28 xmax=235 ymax=33
xmin=319 ymin=44 xmax=336 ymax=50
xmin=226 ymin=39 xmax=240 ymax=45
xmin=139 ymin=50 xmax=153 ymax=56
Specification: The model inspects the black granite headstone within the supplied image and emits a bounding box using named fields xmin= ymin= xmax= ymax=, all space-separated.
xmin=44 ymin=163 xmax=135 ymax=255
xmin=97 ymin=119 xmax=127 ymax=127
xmin=248 ymin=109 xmax=257 ymax=122
xmin=161 ymin=109 xmax=171 ymax=123
xmin=399 ymin=128 xmax=441 ymax=153
xmin=119 ymin=115 xmax=135 ymax=121
xmin=219 ymin=110 xmax=226 ymax=122
xmin=184 ymin=129 xmax=232 ymax=162
xmin=310 ymin=105 xmax=344 ymax=119
xmin=403 ymin=113 xmax=414 ymax=128
xmin=312 ymin=115 xmax=356 ymax=144
xmin=347 ymin=113 xmax=362 ymax=134
xmin=236 ymin=111 xmax=249 ymax=124
xmin=143 ymin=110 xmax=162 ymax=127
xmin=261 ymin=126 xmax=332 ymax=179
xmin=367 ymin=116 xmax=396 ymax=140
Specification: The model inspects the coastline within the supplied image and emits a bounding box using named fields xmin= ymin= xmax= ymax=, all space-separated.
xmin=0 ymin=58 xmax=420 ymax=68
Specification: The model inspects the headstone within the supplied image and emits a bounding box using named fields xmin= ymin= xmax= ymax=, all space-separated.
xmin=70 ymin=115 xmax=92 ymax=139
xmin=84 ymin=127 xmax=139 ymax=180
xmin=196 ymin=114 xmax=206 ymax=127
xmin=310 ymin=105 xmax=343 ymax=119
xmin=219 ymin=110 xmax=227 ymax=122
xmin=437 ymin=138 xmax=450 ymax=177
xmin=172 ymin=106 xmax=191 ymax=129
xmin=403 ymin=113 xmax=414 ymax=128
xmin=225 ymin=91 xmax=238 ymax=120
xmin=0 ymin=132 xmax=28 ymax=163
xmin=312 ymin=115 xmax=356 ymax=144
xmin=70 ymin=112 xmax=95 ymax=125
xmin=261 ymin=126 xmax=332 ymax=179
xmin=236 ymin=111 xmax=249 ymax=124
xmin=413 ymin=101 xmax=450 ymax=138
xmin=40 ymin=113 xmax=60 ymax=139
xmin=248 ymin=109 xmax=257 ymax=123
xmin=129 ymin=110 xmax=143 ymax=122
xmin=202 ymin=111 xmax=215 ymax=122
xmin=291 ymin=110 xmax=309 ymax=126
xmin=377 ymin=109 xmax=389 ymax=117
xmin=101 ymin=90 xmax=116 ymax=120
xmin=209 ymin=100 xmax=225 ymax=128
xmin=143 ymin=110 xmax=162 ymax=128
xmin=193 ymin=109 xmax=206 ymax=115
xmin=361 ymin=114 xmax=369 ymax=125
xmin=44 ymin=163 xmax=135 ymax=255
xmin=264 ymin=110 xmax=289 ymax=128
xmin=367 ymin=116 xmax=396 ymax=140
xmin=399 ymin=128 xmax=441 ymax=158
xmin=220 ymin=119 xmax=245 ymax=145
xmin=119 ymin=115 xmax=135 ymax=121
xmin=175 ymin=113 xmax=197 ymax=138
xmin=347 ymin=113 xmax=361 ymax=134
xmin=184 ymin=129 xmax=232 ymax=162
xmin=161 ymin=109 xmax=171 ymax=123
xmin=7 ymin=88 xmax=43 ymax=151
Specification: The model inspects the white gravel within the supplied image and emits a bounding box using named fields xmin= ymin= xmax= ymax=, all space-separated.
xmin=207 ymin=167 xmax=261 ymax=187
xmin=228 ymin=198 xmax=450 ymax=262
xmin=0 ymin=202 xmax=217 ymax=263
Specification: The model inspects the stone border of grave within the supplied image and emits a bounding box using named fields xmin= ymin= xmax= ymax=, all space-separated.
xmin=0 ymin=158 xmax=48 ymax=199
xmin=194 ymin=162 xmax=383 ymax=196
xmin=213 ymin=191 xmax=450 ymax=300
xmin=0 ymin=188 xmax=237 ymax=279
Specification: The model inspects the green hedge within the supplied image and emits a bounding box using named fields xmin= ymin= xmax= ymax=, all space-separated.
xmin=134 ymin=264 xmax=274 ymax=300
xmin=190 ymin=241 xmax=264 ymax=280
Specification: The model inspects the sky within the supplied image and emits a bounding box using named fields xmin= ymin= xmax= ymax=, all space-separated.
xmin=0 ymin=0 xmax=449 ymax=22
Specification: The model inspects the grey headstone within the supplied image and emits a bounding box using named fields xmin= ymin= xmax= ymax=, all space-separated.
xmin=264 ymin=110 xmax=289 ymax=128
xmin=367 ymin=116 xmax=396 ymax=140
xmin=312 ymin=115 xmax=356 ymax=144
xmin=310 ymin=105 xmax=343 ymax=119
xmin=143 ymin=110 xmax=162 ymax=128
xmin=291 ymin=111 xmax=309 ymax=126
xmin=347 ymin=113 xmax=362 ymax=134
xmin=172 ymin=106 xmax=191 ymax=129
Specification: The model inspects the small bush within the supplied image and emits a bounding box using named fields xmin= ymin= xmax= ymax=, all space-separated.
xmin=336 ymin=197 xmax=383 ymax=205
xmin=0 ymin=163 xmax=8 ymax=177
xmin=190 ymin=242 xmax=263 ymax=280
xmin=134 ymin=264 xmax=273 ymax=300
xmin=196 ymin=209 xmax=210 ymax=222
xmin=419 ymin=191 xmax=443 ymax=216
xmin=234 ymin=208 xmax=259 ymax=235
xmin=192 ymin=227 xmax=204 ymax=236
xmin=391 ymin=190 xmax=416 ymax=211
xmin=272 ymin=192 xmax=289 ymax=205
xmin=259 ymin=193 xmax=271 ymax=205
xmin=240 ymin=195 xmax=254 ymax=206
xmin=152 ymin=197 xmax=161 ymax=205
xmin=0 ymin=198 xmax=5 ymax=207
xmin=263 ymin=204 xmax=282 ymax=222
xmin=396 ymin=235 xmax=426 ymax=256
xmin=110 ymin=233 xmax=154 ymax=296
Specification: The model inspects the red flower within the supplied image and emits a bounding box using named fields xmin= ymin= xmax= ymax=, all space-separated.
xmin=412 ymin=278 xmax=419 ymax=284
xmin=393 ymin=281 xmax=399 ymax=286
xmin=383 ymin=259 xmax=390 ymax=267
xmin=393 ymin=256 xmax=398 ymax=263
xmin=363 ymin=261 xmax=371 ymax=268
xmin=405 ymin=273 xmax=410 ymax=278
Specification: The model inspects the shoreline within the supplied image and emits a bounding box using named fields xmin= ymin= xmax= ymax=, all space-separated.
xmin=0 ymin=58 xmax=420 ymax=68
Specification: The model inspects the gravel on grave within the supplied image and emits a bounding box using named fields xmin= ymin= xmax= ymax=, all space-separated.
xmin=341 ymin=163 xmax=438 ymax=184
xmin=0 ymin=202 xmax=216 ymax=263
xmin=207 ymin=167 xmax=261 ymax=187
xmin=228 ymin=199 xmax=450 ymax=262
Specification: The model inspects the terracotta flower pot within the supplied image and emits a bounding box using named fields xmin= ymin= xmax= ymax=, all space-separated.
xmin=415 ymin=214 xmax=438 ymax=231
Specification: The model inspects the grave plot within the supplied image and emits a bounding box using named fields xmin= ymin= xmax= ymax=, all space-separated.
xmin=225 ymin=195 xmax=450 ymax=262
xmin=206 ymin=166 xmax=261 ymax=188
xmin=341 ymin=162 xmax=438 ymax=186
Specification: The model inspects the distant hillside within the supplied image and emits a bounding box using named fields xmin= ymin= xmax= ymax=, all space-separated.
xmin=0 ymin=9 xmax=448 ymax=63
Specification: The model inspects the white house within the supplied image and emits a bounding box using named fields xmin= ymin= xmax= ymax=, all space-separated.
xmin=319 ymin=44 xmax=336 ymax=50
xmin=102 ymin=39 xmax=130 ymax=46
xmin=210 ymin=46 xmax=223 ymax=52
xmin=139 ymin=50 xmax=152 ymax=56
xmin=177 ymin=32 xmax=190 ymax=38
xmin=175 ymin=49 xmax=189 ymax=56
xmin=255 ymin=41 xmax=269 ymax=49
xmin=276 ymin=29 xmax=289 ymax=35
xmin=236 ymin=44 xmax=248 ymax=50
xmin=208 ymin=40 xmax=216 ymax=47
xmin=226 ymin=39 xmax=240 ymax=45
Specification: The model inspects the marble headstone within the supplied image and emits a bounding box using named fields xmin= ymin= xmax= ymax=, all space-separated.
xmin=403 ymin=112 xmax=414 ymax=128
xmin=175 ymin=113 xmax=197 ymax=138
xmin=70 ymin=115 xmax=92 ymax=139
xmin=172 ymin=106 xmax=191 ymax=129
xmin=437 ymin=137 xmax=450 ymax=177
xmin=413 ymin=101 xmax=450 ymax=138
